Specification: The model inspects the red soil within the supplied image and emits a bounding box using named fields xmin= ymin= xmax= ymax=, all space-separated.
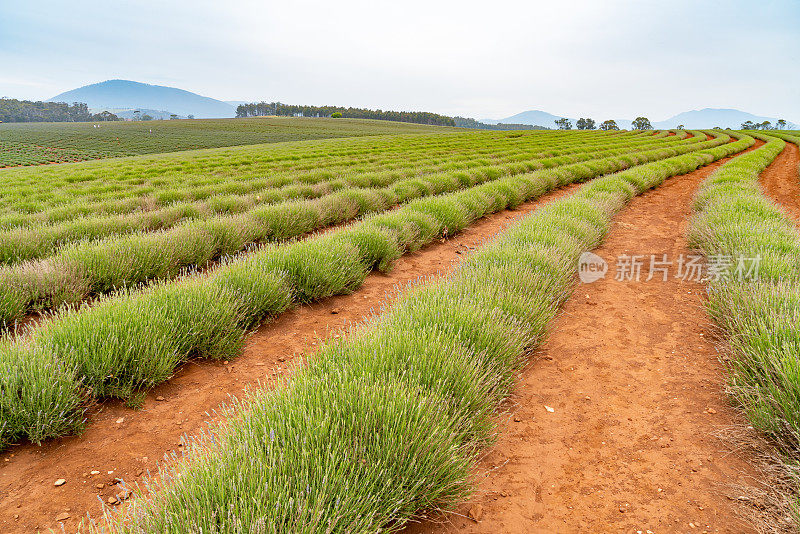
xmin=407 ymin=142 xmax=775 ymax=534
xmin=759 ymin=140 xmax=800 ymax=222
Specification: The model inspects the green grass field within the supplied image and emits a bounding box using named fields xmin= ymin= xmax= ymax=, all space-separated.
xmin=0 ymin=117 xmax=450 ymax=167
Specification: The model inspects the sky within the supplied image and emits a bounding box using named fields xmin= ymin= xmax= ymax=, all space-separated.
xmin=1 ymin=0 xmax=798 ymax=122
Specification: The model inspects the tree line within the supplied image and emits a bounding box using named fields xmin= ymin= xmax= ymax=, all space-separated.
xmin=741 ymin=119 xmax=790 ymax=130
xmin=558 ymin=116 xmax=794 ymax=131
xmin=554 ymin=117 xmax=654 ymax=130
xmin=0 ymin=98 xmax=119 ymax=123
xmin=236 ymin=102 xmax=456 ymax=126
xmin=452 ymin=117 xmax=548 ymax=130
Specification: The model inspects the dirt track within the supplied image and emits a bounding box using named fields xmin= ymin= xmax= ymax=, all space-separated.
xmin=759 ymin=140 xmax=800 ymax=222
xmin=409 ymin=142 xmax=788 ymax=534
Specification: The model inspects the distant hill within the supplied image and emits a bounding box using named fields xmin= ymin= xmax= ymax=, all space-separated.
xmin=486 ymin=110 xmax=634 ymax=129
xmin=49 ymin=80 xmax=235 ymax=119
xmin=483 ymin=110 xmax=567 ymax=128
xmin=653 ymin=108 xmax=798 ymax=129
xmin=486 ymin=108 xmax=797 ymax=130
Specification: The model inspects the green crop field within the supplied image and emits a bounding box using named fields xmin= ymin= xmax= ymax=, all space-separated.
xmin=0 ymin=117 xmax=450 ymax=167
xmin=6 ymin=122 xmax=800 ymax=533
xmin=689 ymin=131 xmax=800 ymax=457
xmin=0 ymin=128 xmax=711 ymax=334
xmin=4 ymin=0 xmax=797 ymax=531
xmin=0 ymin=126 xmax=722 ymax=439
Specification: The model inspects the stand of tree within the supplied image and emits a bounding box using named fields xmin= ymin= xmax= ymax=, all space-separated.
xmin=0 ymin=98 xmax=119 ymax=123
xmin=453 ymin=117 xmax=548 ymax=130
xmin=631 ymin=117 xmax=653 ymax=130
xmin=236 ymin=102 xmax=456 ymax=126
xmin=741 ymin=119 xmax=789 ymax=130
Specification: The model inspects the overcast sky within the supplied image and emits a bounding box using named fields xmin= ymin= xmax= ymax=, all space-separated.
xmin=1 ymin=0 xmax=798 ymax=121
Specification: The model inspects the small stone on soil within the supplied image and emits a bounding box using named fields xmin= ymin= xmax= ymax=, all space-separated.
xmin=544 ymin=405 xmax=555 ymax=413
xmin=156 ymin=396 xmax=165 ymax=401
xmin=468 ymin=504 xmax=483 ymax=522
xmin=55 ymin=512 xmax=70 ymax=521
xmin=54 ymin=478 xmax=66 ymax=486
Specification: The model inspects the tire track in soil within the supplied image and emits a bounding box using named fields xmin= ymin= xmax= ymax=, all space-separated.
xmin=759 ymin=141 xmax=800 ymax=223
xmin=409 ymin=143 xmax=764 ymax=534
xmin=0 ymin=182 xmax=584 ymax=533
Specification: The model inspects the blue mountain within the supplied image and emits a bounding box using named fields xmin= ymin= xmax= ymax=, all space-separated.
xmin=49 ymin=80 xmax=235 ymax=119
xmin=484 ymin=110 xmax=569 ymax=128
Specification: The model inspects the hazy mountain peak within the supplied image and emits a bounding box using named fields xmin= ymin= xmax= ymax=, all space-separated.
xmin=49 ymin=80 xmax=235 ymax=119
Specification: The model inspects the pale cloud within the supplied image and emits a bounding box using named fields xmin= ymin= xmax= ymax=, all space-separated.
xmin=1 ymin=0 xmax=798 ymax=121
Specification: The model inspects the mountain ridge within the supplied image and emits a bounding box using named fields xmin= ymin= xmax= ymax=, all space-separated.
xmin=49 ymin=80 xmax=235 ymax=119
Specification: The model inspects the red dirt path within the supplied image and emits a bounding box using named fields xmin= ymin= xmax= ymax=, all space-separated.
xmin=759 ymin=140 xmax=800 ymax=222
xmin=408 ymin=142 xmax=778 ymax=534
